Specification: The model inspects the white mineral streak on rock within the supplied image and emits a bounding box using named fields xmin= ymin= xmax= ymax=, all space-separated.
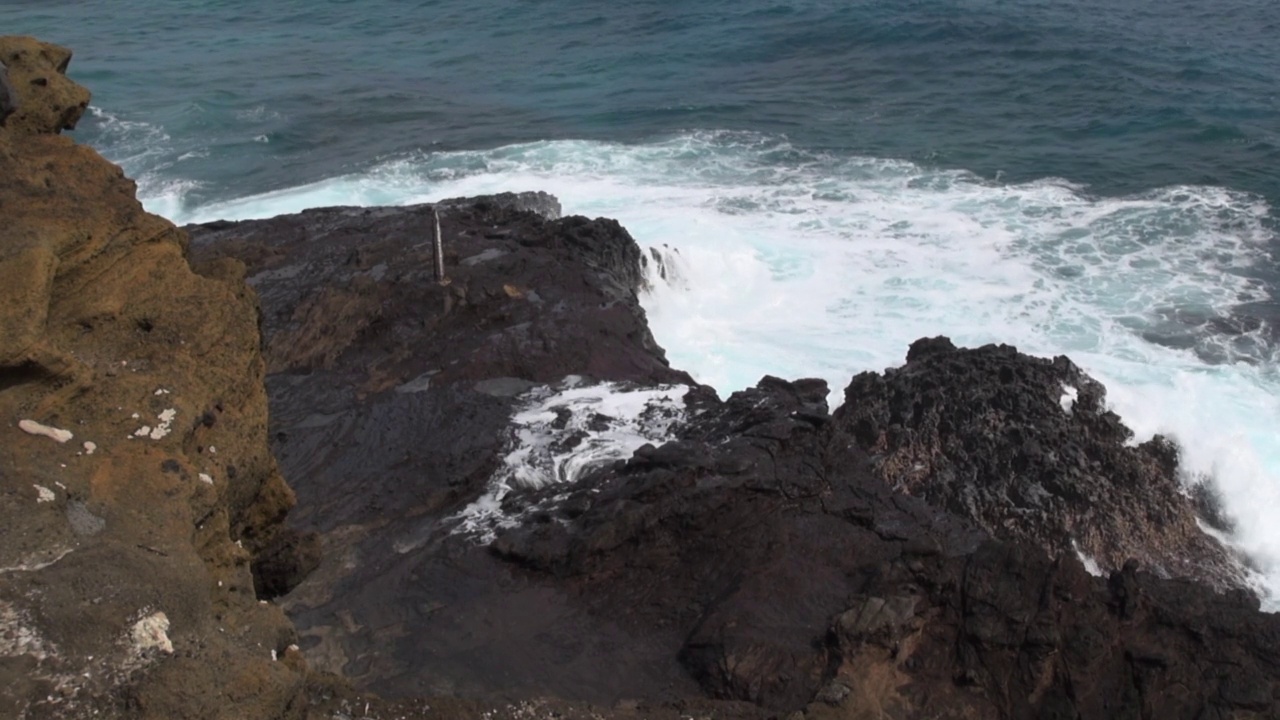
xmin=33 ymin=484 xmax=56 ymax=503
xmin=149 ymin=409 xmax=176 ymax=440
xmin=1073 ymin=541 xmax=1104 ymax=577
xmin=131 ymin=612 xmax=173 ymax=655
xmin=198 ymin=473 xmax=213 ymax=485
xmin=18 ymin=419 xmax=73 ymax=443
xmin=0 ymin=547 xmax=74 ymax=574
xmin=135 ymin=409 xmax=177 ymax=440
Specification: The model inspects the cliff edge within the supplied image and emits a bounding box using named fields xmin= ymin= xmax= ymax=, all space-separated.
xmin=0 ymin=37 xmax=305 ymax=720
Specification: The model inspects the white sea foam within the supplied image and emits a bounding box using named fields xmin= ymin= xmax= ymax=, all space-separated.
xmin=1059 ymin=385 xmax=1079 ymax=414
xmin=84 ymin=107 xmax=204 ymax=217
xmin=142 ymin=131 xmax=1280 ymax=605
xmin=1073 ymin=541 xmax=1105 ymax=577
xmin=453 ymin=378 xmax=688 ymax=541
xmin=86 ymin=107 xmax=172 ymax=170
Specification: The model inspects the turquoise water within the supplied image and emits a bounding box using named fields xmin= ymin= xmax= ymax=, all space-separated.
xmin=7 ymin=0 xmax=1280 ymax=206
xmin=9 ymin=0 xmax=1280 ymax=600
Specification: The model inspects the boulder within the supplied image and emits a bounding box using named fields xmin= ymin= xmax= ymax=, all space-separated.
xmin=0 ymin=36 xmax=90 ymax=135
xmin=834 ymin=337 xmax=1240 ymax=587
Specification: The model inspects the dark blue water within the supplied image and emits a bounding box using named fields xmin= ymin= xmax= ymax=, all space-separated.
xmin=7 ymin=0 xmax=1279 ymax=207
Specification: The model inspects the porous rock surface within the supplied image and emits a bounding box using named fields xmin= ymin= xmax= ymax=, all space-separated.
xmin=0 ymin=36 xmax=304 ymax=719
xmin=0 ymin=37 xmax=89 ymax=135
xmin=835 ymin=336 xmax=1240 ymax=587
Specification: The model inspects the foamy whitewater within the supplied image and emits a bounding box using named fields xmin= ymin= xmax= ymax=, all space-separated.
xmin=452 ymin=378 xmax=689 ymax=542
xmin=130 ymin=129 xmax=1280 ymax=605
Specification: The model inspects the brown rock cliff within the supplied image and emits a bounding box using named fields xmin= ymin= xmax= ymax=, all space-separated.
xmin=0 ymin=36 xmax=305 ymax=720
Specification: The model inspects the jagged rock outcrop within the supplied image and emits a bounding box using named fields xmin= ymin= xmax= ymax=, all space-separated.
xmin=0 ymin=37 xmax=89 ymax=135
xmin=0 ymin=37 xmax=304 ymax=719
xmin=186 ymin=197 xmax=694 ymax=702
xmin=188 ymin=186 xmax=1280 ymax=719
xmin=493 ymin=371 xmax=1280 ymax=719
xmin=834 ymin=336 xmax=1239 ymax=587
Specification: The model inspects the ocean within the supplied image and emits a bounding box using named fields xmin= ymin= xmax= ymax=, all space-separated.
xmin=8 ymin=0 xmax=1280 ymax=600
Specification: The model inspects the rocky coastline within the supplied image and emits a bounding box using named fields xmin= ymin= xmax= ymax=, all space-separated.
xmin=5 ymin=37 xmax=1280 ymax=720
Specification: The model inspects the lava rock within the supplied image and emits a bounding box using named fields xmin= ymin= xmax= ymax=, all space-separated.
xmin=187 ymin=197 xmax=698 ymax=702
xmin=834 ymin=337 xmax=1240 ymax=588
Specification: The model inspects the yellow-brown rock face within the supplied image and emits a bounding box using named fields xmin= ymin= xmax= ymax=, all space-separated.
xmin=0 ymin=37 xmax=90 ymax=136
xmin=0 ymin=36 xmax=305 ymax=719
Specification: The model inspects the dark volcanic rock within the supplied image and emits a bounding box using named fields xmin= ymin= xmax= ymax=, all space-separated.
xmin=190 ymin=190 xmax=1280 ymax=719
xmin=492 ymin=372 xmax=1280 ymax=719
xmin=493 ymin=376 xmax=987 ymax=709
xmin=0 ymin=61 xmax=17 ymax=125
xmin=188 ymin=199 xmax=698 ymax=703
xmin=439 ymin=190 xmax=563 ymax=220
xmin=188 ymin=198 xmax=688 ymax=533
xmin=833 ymin=337 xmax=1240 ymax=587
xmin=188 ymin=196 xmax=678 ymax=391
